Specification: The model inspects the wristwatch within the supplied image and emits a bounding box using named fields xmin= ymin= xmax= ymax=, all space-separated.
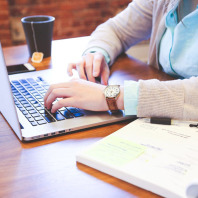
xmin=104 ymin=85 xmax=120 ymax=113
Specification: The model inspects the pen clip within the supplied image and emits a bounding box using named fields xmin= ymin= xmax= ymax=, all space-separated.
xmin=189 ymin=123 xmax=198 ymax=128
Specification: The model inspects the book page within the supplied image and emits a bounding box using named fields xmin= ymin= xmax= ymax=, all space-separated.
xmin=84 ymin=135 xmax=146 ymax=167
xmin=77 ymin=118 xmax=198 ymax=198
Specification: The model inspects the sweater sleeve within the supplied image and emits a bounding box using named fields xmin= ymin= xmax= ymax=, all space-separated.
xmin=137 ymin=77 xmax=198 ymax=121
xmin=85 ymin=0 xmax=153 ymax=65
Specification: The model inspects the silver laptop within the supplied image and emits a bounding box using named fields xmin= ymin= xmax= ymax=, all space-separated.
xmin=0 ymin=44 xmax=135 ymax=141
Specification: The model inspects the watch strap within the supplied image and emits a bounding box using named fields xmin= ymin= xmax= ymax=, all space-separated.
xmin=106 ymin=97 xmax=119 ymax=112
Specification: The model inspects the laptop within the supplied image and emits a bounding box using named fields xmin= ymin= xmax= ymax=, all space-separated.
xmin=0 ymin=44 xmax=135 ymax=141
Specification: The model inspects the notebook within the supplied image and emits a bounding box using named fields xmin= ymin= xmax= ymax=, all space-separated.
xmin=0 ymin=44 xmax=135 ymax=141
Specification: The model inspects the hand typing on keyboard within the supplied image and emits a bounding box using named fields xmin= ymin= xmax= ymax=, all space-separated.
xmin=11 ymin=77 xmax=86 ymax=126
xmin=44 ymin=78 xmax=124 ymax=113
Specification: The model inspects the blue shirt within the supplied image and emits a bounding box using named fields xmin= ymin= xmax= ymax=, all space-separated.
xmin=159 ymin=4 xmax=198 ymax=79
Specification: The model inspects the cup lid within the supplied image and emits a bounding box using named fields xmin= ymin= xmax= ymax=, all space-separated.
xmin=21 ymin=15 xmax=55 ymax=23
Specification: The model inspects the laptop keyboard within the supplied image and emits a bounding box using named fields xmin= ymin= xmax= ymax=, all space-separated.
xmin=10 ymin=77 xmax=84 ymax=126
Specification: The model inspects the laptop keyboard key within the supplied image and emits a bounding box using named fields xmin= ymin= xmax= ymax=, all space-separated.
xmin=34 ymin=116 xmax=44 ymax=121
xmin=29 ymin=110 xmax=37 ymax=114
xmin=25 ymin=114 xmax=32 ymax=119
xmin=60 ymin=109 xmax=73 ymax=119
xmin=67 ymin=107 xmax=79 ymax=113
xmin=42 ymin=114 xmax=56 ymax=123
xmin=37 ymin=120 xmax=47 ymax=125
xmin=26 ymin=107 xmax=34 ymax=111
xmin=51 ymin=111 xmax=65 ymax=121
xmin=67 ymin=107 xmax=84 ymax=117
xmin=31 ymin=112 xmax=40 ymax=117
xmin=22 ymin=110 xmax=28 ymax=115
xmin=73 ymin=112 xmax=84 ymax=117
xmin=30 ymin=121 xmax=38 ymax=126
xmin=39 ymin=109 xmax=56 ymax=122
xmin=28 ymin=117 xmax=34 ymax=122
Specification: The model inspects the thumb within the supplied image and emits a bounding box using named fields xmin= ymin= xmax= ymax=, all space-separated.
xmin=67 ymin=63 xmax=76 ymax=76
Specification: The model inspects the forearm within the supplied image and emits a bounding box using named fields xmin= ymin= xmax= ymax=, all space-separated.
xmin=137 ymin=77 xmax=198 ymax=121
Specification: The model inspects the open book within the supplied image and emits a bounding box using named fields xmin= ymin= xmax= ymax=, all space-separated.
xmin=76 ymin=118 xmax=198 ymax=198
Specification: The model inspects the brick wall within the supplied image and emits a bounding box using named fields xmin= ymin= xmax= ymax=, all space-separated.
xmin=0 ymin=0 xmax=12 ymax=47
xmin=0 ymin=0 xmax=131 ymax=47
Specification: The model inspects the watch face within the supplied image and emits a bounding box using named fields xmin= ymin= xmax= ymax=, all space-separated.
xmin=104 ymin=85 xmax=120 ymax=98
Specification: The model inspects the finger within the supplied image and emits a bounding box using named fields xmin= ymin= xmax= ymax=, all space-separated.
xmin=76 ymin=58 xmax=87 ymax=80
xmin=44 ymin=84 xmax=55 ymax=105
xmin=101 ymin=64 xmax=110 ymax=85
xmin=85 ymin=53 xmax=95 ymax=82
xmin=67 ymin=63 xmax=76 ymax=76
xmin=51 ymin=98 xmax=74 ymax=113
xmin=93 ymin=53 xmax=103 ymax=77
xmin=45 ymin=88 xmax=73 ymax=110
xmin=101 ymin=71 xmax=109 ymax=85
xmin=44 ymin=82 xmax=72 ymax=105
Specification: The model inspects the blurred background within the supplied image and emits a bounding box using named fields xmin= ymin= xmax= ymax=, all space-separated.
xmin=0 ymin=0 xmax=131 ymax=47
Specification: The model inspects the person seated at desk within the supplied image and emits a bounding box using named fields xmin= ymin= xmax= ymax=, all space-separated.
xmin=44 ymin=0 xmax=198 ymax=121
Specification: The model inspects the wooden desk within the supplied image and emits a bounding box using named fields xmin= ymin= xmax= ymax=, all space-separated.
xmin=0 ymin=37 xmax=174 ymax=198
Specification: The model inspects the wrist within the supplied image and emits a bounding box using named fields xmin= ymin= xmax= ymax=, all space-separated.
xmin=117 ymin=86 xmax=124 ymax=110
xmin=103 ymin=85 xmax=124 ymax=112
xmin=83 ymin=47 xmax=111 ymax=65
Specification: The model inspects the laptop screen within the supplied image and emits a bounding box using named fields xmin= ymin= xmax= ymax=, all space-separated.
xmin=0 ymin=44 xmax=22 ymax=140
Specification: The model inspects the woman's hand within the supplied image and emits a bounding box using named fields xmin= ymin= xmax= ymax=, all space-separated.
xmin=44 ymin=78 xmax=109 ymax=113
xmin=67 ymin=52 xmax=110 ymax=85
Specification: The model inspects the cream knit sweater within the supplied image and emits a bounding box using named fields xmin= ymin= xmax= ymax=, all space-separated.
xmin=85 ymin=0 xmax=198 ymax=120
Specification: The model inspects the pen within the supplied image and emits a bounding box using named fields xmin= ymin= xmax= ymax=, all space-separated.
xmin=151 ymin=117 xmax=198 ymax=128
xmin=189 ymin=123 xmax=198 ymax=128
xmin=150 ymin=117 xmax=171 ymax=125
